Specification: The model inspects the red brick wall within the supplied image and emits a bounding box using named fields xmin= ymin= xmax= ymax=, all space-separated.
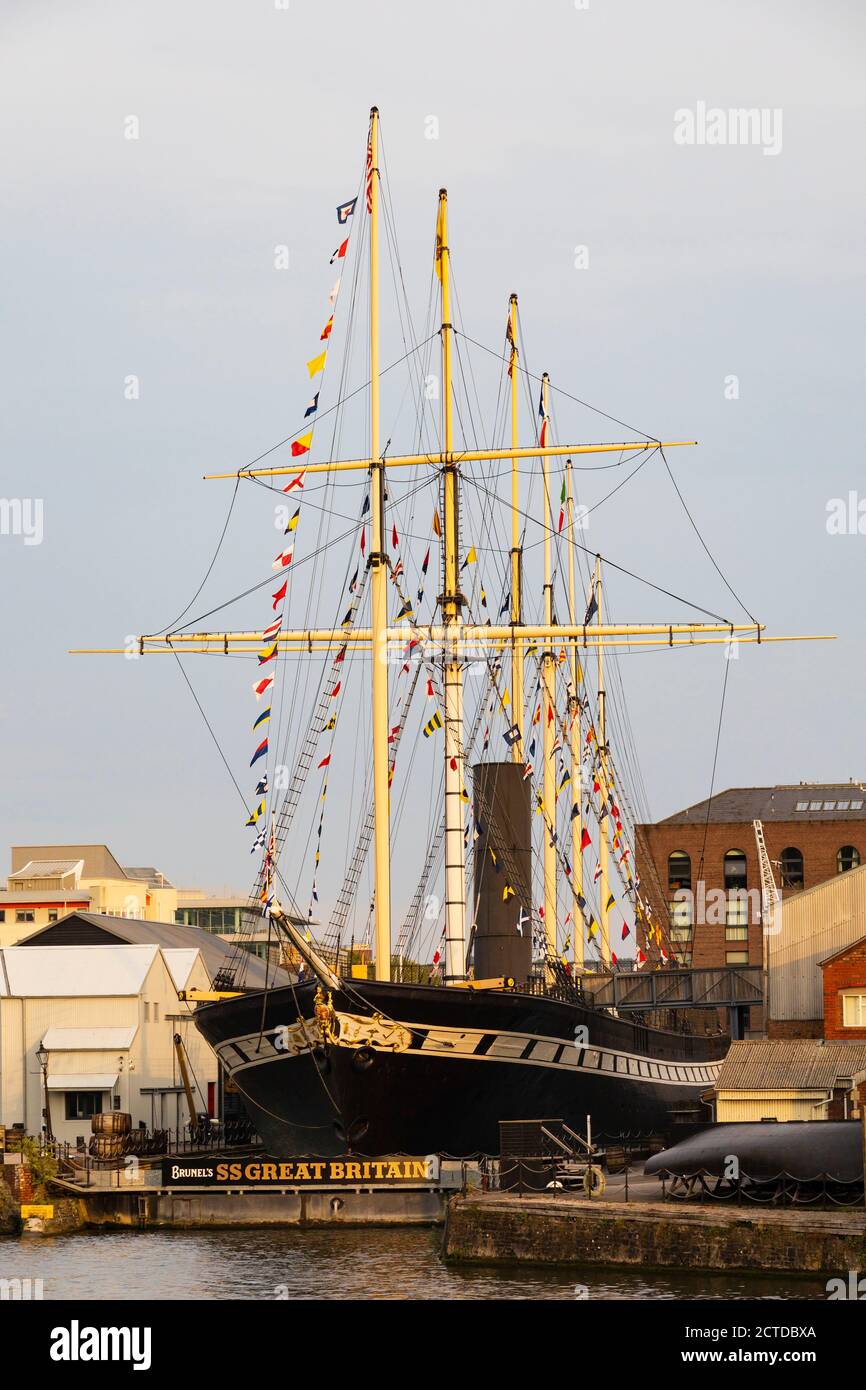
xmin=766 ymin=1018 xmax=824 ymax=1040
xmin=821 ymin=938 xmax=866 ymax=1040
xmin=636 ymin=818 xmax=865 ymax=970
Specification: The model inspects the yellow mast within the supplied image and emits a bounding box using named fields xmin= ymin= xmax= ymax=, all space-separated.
xmin=78 ymin=626 xmax=835 ymax=656
xmin=595 ymin=556 xmax=610 ymax=964
xmin=540 ymin=373 xmax=557 ymax=968
xmin=72 ymin=115 xmax=835 ymax=996
xmin=566 ymin=459 xmax=584 ymax=970
xmin=204 ymin=439 xmax=699 ymax=480
xmin=508 ymin=294 xmax=523 ymax=763
xmin=438 ymin=188 xmax=467 ymax=984
xmin=367 ymin=107 xmax=391 ymax=981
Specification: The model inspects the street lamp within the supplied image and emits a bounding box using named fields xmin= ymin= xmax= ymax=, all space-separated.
xmin=35 ymin=1042 xmax=53 ymax=1142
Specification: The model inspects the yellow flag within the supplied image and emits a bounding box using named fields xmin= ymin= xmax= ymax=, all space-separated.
xmin=432 ymin=509 xmax=442 ymax=537
xmin=307 ymin=351 xmax=327 ymax=378
xmin=499 ymin=687 xmax=510 ymax=710
xmin=463 ymin=546 xmax=477 ymax=566
xmin=434 ymin=200 xmax=445 ymax=281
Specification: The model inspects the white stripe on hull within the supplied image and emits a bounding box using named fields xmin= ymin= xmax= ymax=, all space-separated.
xmin=215 ymin=1019 xmax=721 ymax=1089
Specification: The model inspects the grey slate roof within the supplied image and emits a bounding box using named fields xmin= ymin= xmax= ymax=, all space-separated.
xmin=15 ymin=911 xmax=289 ymax=990
xmin=656 ymin=784 xmax=866 ymax=826
xmin=717 ymin=1039 xmax=866 ymax=1092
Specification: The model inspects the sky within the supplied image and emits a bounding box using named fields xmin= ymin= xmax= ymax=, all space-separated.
xmin=1 ymin=0 xmax=864 ymax=929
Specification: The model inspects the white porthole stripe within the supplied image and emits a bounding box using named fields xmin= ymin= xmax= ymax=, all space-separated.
xmin=214 ymin=1020 xmax=722 ymax=1088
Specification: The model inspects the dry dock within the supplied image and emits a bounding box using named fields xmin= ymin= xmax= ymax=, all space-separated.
xmin=443 ymin=1192 xmax=866 ymax=1276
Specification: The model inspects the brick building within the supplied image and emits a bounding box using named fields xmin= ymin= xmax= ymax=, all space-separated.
xmin=636 ymin=783 xmax=866 ymax=970
xmin=820 ymin=936 xmax=866 ymax=1041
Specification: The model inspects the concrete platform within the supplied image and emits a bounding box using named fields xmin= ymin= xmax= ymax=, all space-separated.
xmin=443 ymin=1192 xmax=866 ymax=1276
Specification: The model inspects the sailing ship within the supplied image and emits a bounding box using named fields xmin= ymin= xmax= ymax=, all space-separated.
xmin=79 ymin=109 xmax=826 ymax=1158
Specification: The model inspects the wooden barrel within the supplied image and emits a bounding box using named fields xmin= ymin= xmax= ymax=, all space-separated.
xmin=91 ymin=1112 xmax=132 ymax=1136
xmin=90 ymin=1134 xmax=125 ymax=1160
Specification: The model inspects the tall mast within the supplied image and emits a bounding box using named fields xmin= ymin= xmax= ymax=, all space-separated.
xmin=368 ymin=106 xmax=391 ymax=981
xmin=508 ymin=293 xmax=523 ymax=763
xmin=540 ymin=373 xmax=557 ymax=968
xmin=566 ymin=460 xmax=584 ymax=970
xmin=438 ymin=189 xmax=466 ymax=984
xmin=595 ymin=555 xmax=610 ymax=964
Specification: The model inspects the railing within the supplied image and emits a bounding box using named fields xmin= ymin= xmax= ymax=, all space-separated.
xmin=658 ymin=1168 xmax=865 ymax=1209
xmin=5 ymin=1120 xmax=261 ymax=1170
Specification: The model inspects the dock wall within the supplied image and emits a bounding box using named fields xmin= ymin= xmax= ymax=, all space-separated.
xmin=78 ymin=1186 xmax=446 ymax=1228
xmin=443 ymin=1194 xmax=866 ymax=1276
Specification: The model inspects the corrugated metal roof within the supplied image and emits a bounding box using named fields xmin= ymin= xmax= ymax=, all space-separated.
xmin=41 ymin=1026 xmax=138 ymax=1050
xmin=122 ymin=867 xmax=174 ymax=888
xmin=818 ymin=933 xmax=866 ymax=968
xmin=0 ymin=945 xmax=158 ymax=997
xmin=16 ymin=912 xmax=288 ymax=989
xmin=8 ymin=859 xmax=84 ymax=879
xmin=717 ymin=1039 xmax=866 ymax=1092
xmin=162 ymin=948 xmax=200 ymax=990
xmin=47 ymin=1073 xmax=118 ymax=1091
xmin=656 ymin=784 xmax=866 ymax=825
xmin=0 ymin=892 xmax=92 ymax=904
xmin=11 ymin=845 xmax=128 ymax=879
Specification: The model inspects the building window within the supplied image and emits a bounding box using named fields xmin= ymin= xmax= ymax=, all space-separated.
xmin=724 ymin=850 xmax=748 ymax=926
xmin=726 ymin=950 xmax=749 ymax=965
xmin=64 ymin=1091 xmax=104 ymax=1120
xmin=667 ymin=851 xmax=692 ymax=942
xmin=0 ymin=910 xmax=5 ymax=922
xmin=837 ymin=846 xmax=861 ymax=874
xmin=725 ymin=925 xmax=749 ymax=941
xmin=841 ymin=993 xmax=866 ymax=1028
xmin=48 ymin=910 xmax=58 ymax=923
xmin=15 ymin=911 xmax=35 ymax=924
xmin=779 ymin=847 xmax=804 ymax=891
xmin=668 ymin=850 xmax=691 ymax=892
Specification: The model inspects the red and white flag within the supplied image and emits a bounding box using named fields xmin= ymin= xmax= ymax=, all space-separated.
xmin=365 ymin=135 xmax=374 ymax=211
xmin=253 ymin=676 xmax=274 ymax=700
xmin=272 ymin=547 xmax=294 ymax=571
xmin=283 ymin=470 xmax=305 ymax=493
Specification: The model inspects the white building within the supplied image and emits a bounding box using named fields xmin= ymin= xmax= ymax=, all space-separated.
xmin=0 ymin=943 xmax=219 ymax=1144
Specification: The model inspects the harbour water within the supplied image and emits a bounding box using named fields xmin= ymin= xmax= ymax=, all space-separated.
xmin=0 ymin=1229 xmax=829 ymax=1300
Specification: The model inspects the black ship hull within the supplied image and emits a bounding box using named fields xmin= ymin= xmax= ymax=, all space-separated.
xmin=195 ymin=978 xmax=727 ymax=1158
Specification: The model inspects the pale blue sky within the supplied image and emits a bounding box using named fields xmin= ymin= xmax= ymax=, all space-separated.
xmin=1 ymin=1 xmax=863 ymax=937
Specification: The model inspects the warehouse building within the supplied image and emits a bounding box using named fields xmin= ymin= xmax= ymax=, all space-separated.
xmin=768 ymin=863 xmax=866 ymax=1038
xmin=0 ymin=943 xmax=217 ymax=1144
xmin=0 ymin=844 xmax=177 ymax=944
xmin=637 ymin=783 xmax=866 ymax=973
xmin=713 ymin=1039 xmax=866 ymax=1122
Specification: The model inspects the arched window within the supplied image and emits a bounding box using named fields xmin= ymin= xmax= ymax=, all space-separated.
xmin=780 ymin=846 xmax=804 ymax=891
xmin=724 ymin=849 xmax=747 ymax=890
xmin=668 ymin=851 xmax=691 ymax=891
xmin=724 ymin=849 xmax=748 ymax=930
xmin=837 ymin=845 xmax=861 ymax=874
xmin=667 ymin=851 xmax=692 ymax=939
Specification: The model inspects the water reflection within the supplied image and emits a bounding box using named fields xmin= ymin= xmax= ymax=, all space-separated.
xmin=0 ymin=1228 xmax=829 ymax=1301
